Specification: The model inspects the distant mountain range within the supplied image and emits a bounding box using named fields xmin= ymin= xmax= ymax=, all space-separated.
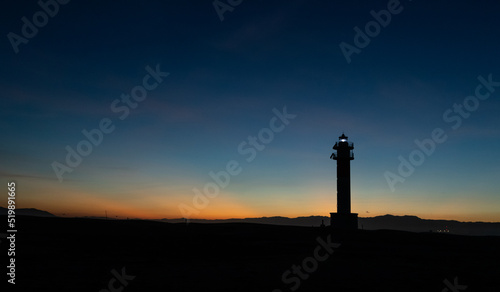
xmin=0 ymin=207 xmax=55 ymax=217
xmin=160 ymin=215 xmax=500 ymax=236
xmin=1 ymin=207 xmax=498 ymax=236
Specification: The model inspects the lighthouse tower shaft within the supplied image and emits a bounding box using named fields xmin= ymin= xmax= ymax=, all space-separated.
xmin=331 ymin=139 xmax=354 ymax=214
xmin=330 ymin=134 xmax=357 ymax=230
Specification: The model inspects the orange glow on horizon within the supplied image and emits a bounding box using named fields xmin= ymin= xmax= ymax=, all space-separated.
xmin=20 ymin=198 xmax=500 ymax=222
xmin=9 ymin=179 xmax=500 ymax=222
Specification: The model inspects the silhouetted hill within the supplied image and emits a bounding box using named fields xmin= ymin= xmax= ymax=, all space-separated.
xmin=3 ymin=215 xmax=499 ymax=291
xmin=160 ymin=214 xmax=500 ymax=236
xmin=0 ymin=207 xmax=55 ymax=217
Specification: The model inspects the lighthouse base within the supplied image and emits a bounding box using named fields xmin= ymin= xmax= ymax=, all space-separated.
xmin=330 ymin=213 xmax=358 ymax=230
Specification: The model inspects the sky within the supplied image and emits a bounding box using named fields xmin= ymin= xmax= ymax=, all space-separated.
xmin=1 ymin=0 xmax=499 ymax=222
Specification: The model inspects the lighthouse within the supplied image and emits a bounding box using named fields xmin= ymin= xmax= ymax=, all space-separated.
xmin=330 ymin=133 xmax=358 ymax=230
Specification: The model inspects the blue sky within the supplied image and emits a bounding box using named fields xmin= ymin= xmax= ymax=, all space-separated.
xmin=1 ymin=0 xmax=499 ymax=221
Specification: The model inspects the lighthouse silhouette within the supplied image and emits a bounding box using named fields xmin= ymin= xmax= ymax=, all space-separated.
xmin=330 ymin=133 xmax=358 ymax=229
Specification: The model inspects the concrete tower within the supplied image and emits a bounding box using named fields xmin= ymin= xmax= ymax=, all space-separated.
xmin=330 ymin=133 xmax=358 ymax=230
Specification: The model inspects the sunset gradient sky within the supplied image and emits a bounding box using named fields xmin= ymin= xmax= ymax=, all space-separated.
xmin=1 ymin=0 xmax=499 ymax=221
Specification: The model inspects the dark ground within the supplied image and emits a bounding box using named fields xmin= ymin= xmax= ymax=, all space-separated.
xmin=2 ymin=215 xmax=499 ymax=291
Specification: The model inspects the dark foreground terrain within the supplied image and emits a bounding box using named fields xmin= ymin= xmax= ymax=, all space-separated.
xmin=2 ymin=216 xmax=499 ymax=291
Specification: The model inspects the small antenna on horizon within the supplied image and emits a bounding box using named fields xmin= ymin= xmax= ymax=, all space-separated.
xmin=105 ymin=210 xmax=108 ymax=220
